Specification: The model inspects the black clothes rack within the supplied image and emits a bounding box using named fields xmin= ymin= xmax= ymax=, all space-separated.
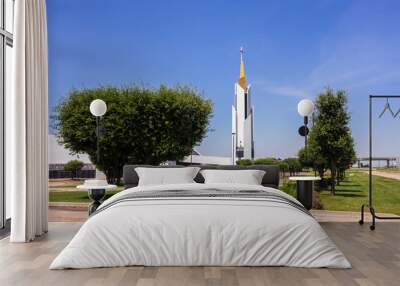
xmin=359 ymin=95 xmax=400 ymax=230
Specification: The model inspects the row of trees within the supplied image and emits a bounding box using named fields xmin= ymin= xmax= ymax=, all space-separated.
xmin=54 ymin=85 xmax=213 ymax=184
xmin=237 ymin=157 xmax=302 ymax=176
xmin=298 ymin=89 xmax=356 ymax=195
xmin=55 ymin=84 xmax=355 ymax=191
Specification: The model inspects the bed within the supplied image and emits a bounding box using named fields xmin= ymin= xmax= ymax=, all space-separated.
xmin=50 ymin=165 xmax=350 ymax=269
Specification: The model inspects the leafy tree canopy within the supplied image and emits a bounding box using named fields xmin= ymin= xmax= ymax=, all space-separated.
xmin=64 ymin=160 xmax=84 ymax=180
xmin=54 ymin=85 xmax=213 ymax=183
xmin=305 ymin=88 xmax=356 ymax=194
xmin=282 ymin=157 xmax=302 ymax=175
xmin=64 ymin=160 xmax=84 ymax=172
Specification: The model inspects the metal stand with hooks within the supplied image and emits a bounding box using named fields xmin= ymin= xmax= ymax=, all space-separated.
xmin=359 ymin=95 xmax=400 ymax=230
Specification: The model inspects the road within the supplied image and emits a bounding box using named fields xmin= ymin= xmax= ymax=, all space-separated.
xmin=362 ymin=170 xmax=400 ymax=180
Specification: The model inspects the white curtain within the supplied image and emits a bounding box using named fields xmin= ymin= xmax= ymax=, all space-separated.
xmin=8 ymin=0 xmax=48 ymax=242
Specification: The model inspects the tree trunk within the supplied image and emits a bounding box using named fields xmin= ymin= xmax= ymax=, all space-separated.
xmin=105 ymin=170 xmax=114 ymax=184
xmin=330 ymin=165 xmax=336 ymax=195
xmin=116 ymin=167 xmax=123 ymax=185
xmin=318 ymin=168 xmax=324 ymax=179
xmin=338 ymin=169 xmax=345 ymax=185
xmin=104 ymin=165 xmax=124 ymax=185
xmin=337 ymin=169 xmax=346 ymax=184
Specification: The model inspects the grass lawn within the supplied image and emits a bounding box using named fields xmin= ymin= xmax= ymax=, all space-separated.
xmin=49 ymin=171 xmax=400 ymax=215
xmin=281 ymin=170 xmax=400 ymax=215
xmin=49 ymin=188 xmax=123 ymax=203
xmin=50 ymin=185 xmax=84 ymax=189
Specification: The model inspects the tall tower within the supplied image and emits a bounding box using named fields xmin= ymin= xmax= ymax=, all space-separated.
xmin=232 ymin=48 xmax=254 ymax=164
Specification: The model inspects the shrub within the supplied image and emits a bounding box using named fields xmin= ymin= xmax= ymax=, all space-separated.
xmin=64 ymin=160 xmax=84 ymax=179
xmin=254 ymin=157 xmax=279 ymax=165
xmin=236 ymin=159 xmax=253 ymax=166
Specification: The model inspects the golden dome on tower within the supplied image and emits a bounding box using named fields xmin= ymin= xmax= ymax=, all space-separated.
xmin=238 ymin=47 xmax=248 ymax=89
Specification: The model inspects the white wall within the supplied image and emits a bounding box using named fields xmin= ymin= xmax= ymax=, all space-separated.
xmin=235 ymin=83 xmax=245 ymax=147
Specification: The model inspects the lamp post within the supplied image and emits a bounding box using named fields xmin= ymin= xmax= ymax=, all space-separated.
xmin=90 ymin=99 xmax=107 ymax=163
xmin=297 ymin=99 xmax=314 ymax=152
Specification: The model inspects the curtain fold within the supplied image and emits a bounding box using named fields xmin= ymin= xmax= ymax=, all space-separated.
xmin=9 ymin=0 xmax=48 ymax=242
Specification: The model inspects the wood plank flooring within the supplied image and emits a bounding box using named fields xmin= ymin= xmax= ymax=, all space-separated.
xmin=48 ymin=205 xmax=399 ymax=223
xmin=0 ymin=221 xmax=399 ymax=286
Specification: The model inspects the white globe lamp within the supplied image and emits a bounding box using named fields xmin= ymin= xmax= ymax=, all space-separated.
xmin=297 ymin=99 xmax=314 ymax=157
xmin=90 ymin=99 xmax=107 ymax=165
xmin=297 ymin=99 xmax=314 ymax=117
xmin=90 ymin=99 xmax=107 ymax=117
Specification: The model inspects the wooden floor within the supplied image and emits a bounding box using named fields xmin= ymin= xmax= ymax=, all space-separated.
xmin=1 ymin=222 xmax=399 ymax=286
xmin=48 ymin=204 xmax=400 ymax=223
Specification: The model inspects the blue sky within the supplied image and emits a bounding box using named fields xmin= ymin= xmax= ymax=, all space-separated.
xmin=47 ymin=0 xmax=400 ymax=158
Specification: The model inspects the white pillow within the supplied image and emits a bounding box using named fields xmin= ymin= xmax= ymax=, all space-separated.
xmin=135 ymin=167 xmax=200 ymax=186
xmin=200 ymin=169 xmax=265 ymax=185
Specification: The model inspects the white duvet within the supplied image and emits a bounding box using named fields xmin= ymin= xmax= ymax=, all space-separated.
xmin=50 ymin=183 xmax=351 ymax=269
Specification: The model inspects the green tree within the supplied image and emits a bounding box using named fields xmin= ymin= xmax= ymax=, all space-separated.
xmin=54 ymin=85 xmax=213 ymax=184
xmin=298 ymin=147 xmax=313 ymax=169
xmin=277 ymin=161 xmax=289 ymax=177
xmin=64 ymin=160 xmax=84 ymax=180
xmin=307 ymin=88 xmax=355 ymax=194
xmin=282 ymin=158 xmax=302 ymax=176
xmin=336 ymin=134 xmax=356 ymax=184
xmin=236 ymin=159 xmax=253 ymax=166
xmin=298 ymin=146 xmax=327 ymax=178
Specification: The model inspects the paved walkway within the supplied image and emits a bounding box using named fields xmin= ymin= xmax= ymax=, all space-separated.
xmin=49 ymin=203 xmax=88 ymax=222
xmin=362 ymin=170 xmax=400 ymax=180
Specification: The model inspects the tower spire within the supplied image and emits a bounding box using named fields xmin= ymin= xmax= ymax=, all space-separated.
xmin=238 ymin=47 xmax=247 ymax=89
xmin=232 ymin=47 xmax=254 ymax=164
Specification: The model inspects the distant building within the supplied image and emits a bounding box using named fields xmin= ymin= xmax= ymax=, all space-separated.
xmin=232 ymin=48 xmax=254 ymax=164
